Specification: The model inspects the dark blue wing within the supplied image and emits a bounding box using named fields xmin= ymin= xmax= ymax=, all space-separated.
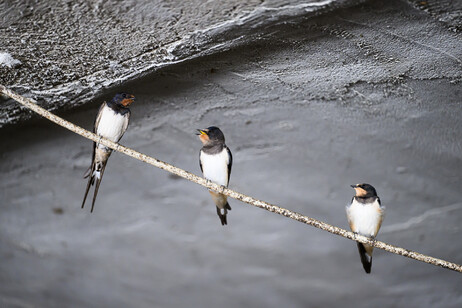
xmin=226 ymin=146 xmax=232 ymax=184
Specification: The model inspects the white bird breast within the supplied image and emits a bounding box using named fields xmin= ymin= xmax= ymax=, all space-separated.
xmin=346 ymin=199 xmax=384 ymax=237
xmin=200 ymin=149 xmax=230 ymax=187
xmin=96 ymin=105 xmax=127 ymax=142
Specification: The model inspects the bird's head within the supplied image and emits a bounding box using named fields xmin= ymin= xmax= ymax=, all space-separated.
xmin=350 ymin=183 xmax=377 ymax=198
xmin=196 ymin=126 xmax=225 ymax=146
xmin=112 ymin=93 xmax=135 ymax=107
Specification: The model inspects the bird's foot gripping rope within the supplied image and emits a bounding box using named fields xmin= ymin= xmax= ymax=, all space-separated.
xmin=1 ymin=84 xmax=461 ymax=274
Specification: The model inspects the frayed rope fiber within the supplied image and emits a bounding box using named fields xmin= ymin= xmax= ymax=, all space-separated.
xmin=1 ymin=85 xmax=461 ymax=273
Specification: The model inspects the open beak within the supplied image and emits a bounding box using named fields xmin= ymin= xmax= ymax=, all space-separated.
xmin=196 ymin=129 xmax=207 ymax=136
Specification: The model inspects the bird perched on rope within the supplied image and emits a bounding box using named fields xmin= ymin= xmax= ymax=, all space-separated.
xmin=197 ymin=126 xmax=233 ymax=225
xmin=81 ymin=93 xmax=135 ymax=212
xmin=346 ymin=183 xmax=385 ymax=273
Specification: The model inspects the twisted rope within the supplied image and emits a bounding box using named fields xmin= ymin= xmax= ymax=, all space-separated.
xmin=1 ymin=85 xmax=461 ymax=273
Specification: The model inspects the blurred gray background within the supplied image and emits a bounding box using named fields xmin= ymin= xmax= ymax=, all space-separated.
xmin=1 ymin=0 xmax=462 ymax=307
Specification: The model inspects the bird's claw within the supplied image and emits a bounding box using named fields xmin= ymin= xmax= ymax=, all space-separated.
xmin=370 ymin=236 xmax=377 ymax=247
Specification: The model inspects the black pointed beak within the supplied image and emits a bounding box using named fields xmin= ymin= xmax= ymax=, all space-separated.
xmin=350 ymin=184 xmax=357 ymax=188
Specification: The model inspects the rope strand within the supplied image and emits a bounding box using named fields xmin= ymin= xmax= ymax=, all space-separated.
xmin=1 ymin=84 xmax=461 ymax=273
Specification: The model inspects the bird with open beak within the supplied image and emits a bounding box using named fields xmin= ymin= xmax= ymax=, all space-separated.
xmin=346 ymin=183 xmax=385 ymax=273
xmin=197 ymin=126 xmax=233 ymax=225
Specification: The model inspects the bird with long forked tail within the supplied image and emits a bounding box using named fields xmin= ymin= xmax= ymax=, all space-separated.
xmin=197 ymin=126 xmax=233 ymax=225
xmin=346 ymin=183 xmax=385 ymax=273
xmin=81 ymin=93 xmax=135 ymax=213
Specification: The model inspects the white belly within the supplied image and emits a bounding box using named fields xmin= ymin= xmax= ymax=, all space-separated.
xmin=96 ymin=105 xmax=127 ymax=142
xmin=200 ymin=149 xmax=229 ymax=186
xmin=346 ymin=199 xmax=384 ymax=237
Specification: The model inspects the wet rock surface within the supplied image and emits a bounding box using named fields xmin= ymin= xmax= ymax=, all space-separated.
xmin=0 ymin=0 xmax=362 ymax=126
xmin=2 ymin=0 xmax=461 ymax=126
xmin=1 ymin=0 xmax=462 ymax=307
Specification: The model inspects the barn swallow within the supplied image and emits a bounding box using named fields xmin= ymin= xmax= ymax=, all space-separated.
xmin=197 ymin=126 xmax=233 ymax=225
xmin=81 ymin=93 xmax=135 ymax=213
xmin=346 ymin=183 xmax=385 ymax=274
